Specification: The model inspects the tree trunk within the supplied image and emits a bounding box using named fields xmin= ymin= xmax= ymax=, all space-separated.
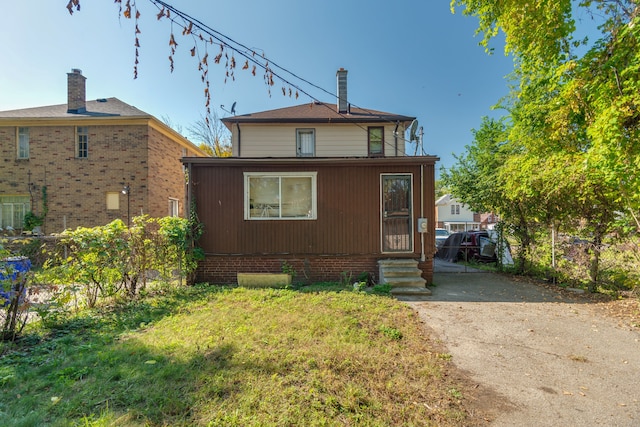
xmin=588 ymin=232 xmax=602 ymax=293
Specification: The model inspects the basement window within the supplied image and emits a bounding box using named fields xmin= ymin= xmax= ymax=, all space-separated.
xmin=244 ymin=172 xmax=317 ymax=220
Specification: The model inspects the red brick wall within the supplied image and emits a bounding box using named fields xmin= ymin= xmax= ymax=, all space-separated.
xmin=418 ymin=258 xmax=434 ymax=284
xmin=147 ymin=127 xmax=190 ymax=218
xmin=196 ymin=255 xmax=434 ymax=285
xmin=196 ymin=255 xmax=382 ymax=285
xmin=0 ymin=123 xmax=151 ymax=232
xmin=1 ymin=121 xmax=197 ymax=233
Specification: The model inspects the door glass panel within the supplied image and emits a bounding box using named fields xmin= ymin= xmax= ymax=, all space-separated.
xmin=382 ymin=175 xmax=412 ymax=252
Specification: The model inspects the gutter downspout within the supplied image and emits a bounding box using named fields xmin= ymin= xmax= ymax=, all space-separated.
xmin=394 ymin=121 xmax=399 ymax=156
xmin=186 ymin=162 xmax=192 ymax=218
xmin=236 ymin=123 xmax=242 ymax=157
xmin=420 ymin=164 xmax=425 ymax=262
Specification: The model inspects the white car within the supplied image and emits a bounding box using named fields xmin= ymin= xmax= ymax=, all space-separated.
xmin=435 ymin=228 xmax=450 ymax=250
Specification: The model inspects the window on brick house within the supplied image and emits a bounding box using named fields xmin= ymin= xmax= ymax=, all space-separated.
xmin=106 ymin=192 xmax=120 ymax=210
xmin=244 ymin=172 xmax=317 ymax=220
xmin=17 ymin=127 xmax=29 ymax=159
xmin=0 ymin=195 xmax=30 ymax=229
xmin=76 ymin=126 xmax=88 ymax=158
xmin=169 ymin=198 xmax=179 ymax=217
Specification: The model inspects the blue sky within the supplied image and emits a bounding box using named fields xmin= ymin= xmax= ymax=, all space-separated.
xmin=0 ymin=0 xmax=515 ymax=172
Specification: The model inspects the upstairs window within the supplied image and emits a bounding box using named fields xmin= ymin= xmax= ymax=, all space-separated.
xmin=368 ymin=126 xmax=384 ymax=156
xmin=17 ymin=127 xmax=29 ymax=159
xmin=76 ymin=126 xmax=88 ymax=158
xmin=296 ymin=129 xmax=315 ymax=157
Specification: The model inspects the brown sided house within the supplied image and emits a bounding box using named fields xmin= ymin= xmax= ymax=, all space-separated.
xmin=184 ymin=69 xmax=438 ymax=294
xmin=0 ymin=69 xmax=207 ymax=233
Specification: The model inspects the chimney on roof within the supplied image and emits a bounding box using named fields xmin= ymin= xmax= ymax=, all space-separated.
xmin=336 ymin=68 xmax=348 ymax=114
xmin=67 ymin=68 xmax=86 ymax=114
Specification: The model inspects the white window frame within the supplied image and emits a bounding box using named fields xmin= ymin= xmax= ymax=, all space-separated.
xmin=244 ymin=172 xmax=317 ymax=220
xmin=296 ymin=128 xmax=315 ymax=157
xmin=169 ymin=198 xmax=179 ymax=217
xmin=17 ymin=127 xmax=30 ymax=159
xmin=76 ymin=126 xmax=88 ymax=159
xmin=0 ymin=195 xmax=30 ymax=229
xmin=368 ymin=126 xmax=384 ymax=156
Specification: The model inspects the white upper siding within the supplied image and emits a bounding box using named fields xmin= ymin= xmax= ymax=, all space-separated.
xmin=435 ymin=195 xmax=475 ymax=223
xmin=232 ymin=123 xmax=407 ymax=157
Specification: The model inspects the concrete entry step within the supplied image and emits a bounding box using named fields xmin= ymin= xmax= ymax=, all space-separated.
xmin=378 ymin=258 xmax=427 ymax=292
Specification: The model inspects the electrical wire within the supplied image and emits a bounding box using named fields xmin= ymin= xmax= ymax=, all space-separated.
xmin=147 ymin=0 xmax=426 ymax=156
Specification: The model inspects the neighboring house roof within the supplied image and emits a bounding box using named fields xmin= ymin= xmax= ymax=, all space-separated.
xmin=0 ymin=97 xmax=208 ymax=157
xmin=435 ymin=194 xmax=453 ymax=206
xmin=221 ymin=102 xmax=415 ymax=129
xmin=0 ymin=97 xmax=148 ymax=119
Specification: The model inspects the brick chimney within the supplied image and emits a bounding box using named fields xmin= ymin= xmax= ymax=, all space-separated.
xmin=336 ymin=68 xmax=348 ymax=114
xmin=67 ymin=68 xmax=86 ymax=114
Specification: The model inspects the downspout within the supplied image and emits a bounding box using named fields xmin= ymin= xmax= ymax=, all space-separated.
xmin=236 ymin=123 xmax=242 ymax=157
xmin=394 ymin=121 xmax=399 ymax=156
xmin=420 ymin=164 xmax=425 ymax=262
xmin=186 ymin=162 xmax=192 ymax=218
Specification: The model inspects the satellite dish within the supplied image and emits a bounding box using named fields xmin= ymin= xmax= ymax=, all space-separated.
xmin=409 ymin=120 xmax=419 ymax=142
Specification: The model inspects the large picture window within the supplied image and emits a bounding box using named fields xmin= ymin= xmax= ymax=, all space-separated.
xmin=244 ymin=172 xmax=317 ymax=220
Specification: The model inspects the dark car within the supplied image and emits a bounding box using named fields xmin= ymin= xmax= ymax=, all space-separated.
xmin=437 ymin=231 xmax=498 ymax=263
xmin=435 ymin=228 xmax=450 ymax=250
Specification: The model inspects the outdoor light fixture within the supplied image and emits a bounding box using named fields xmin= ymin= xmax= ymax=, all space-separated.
xmin=122 ymin=184 xmax=131 ymax=227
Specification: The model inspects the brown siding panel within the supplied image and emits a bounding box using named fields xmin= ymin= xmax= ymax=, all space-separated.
xmin=191 ymin=160 xmax=437 ymax=259
xmin=185 ymin=153 xmax=438 ymax=285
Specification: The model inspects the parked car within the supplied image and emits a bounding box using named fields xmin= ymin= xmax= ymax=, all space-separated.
xmin=435 ymin=228 xmax=450 ymax=250
xmin=437 ymin=231 xmax=498 ymax=263
xmin=459 ymin=231 xmax=498 ymax=262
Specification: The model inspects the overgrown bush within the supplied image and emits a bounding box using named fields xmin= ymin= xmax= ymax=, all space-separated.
xmin=514 ymin=229 xmax=640 ymax=296
xmin=40 ymin=215 xmax=203 ymax=310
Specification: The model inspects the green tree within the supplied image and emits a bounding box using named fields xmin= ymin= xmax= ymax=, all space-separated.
xmin=448 ymin=0 xmax=640 ymax=287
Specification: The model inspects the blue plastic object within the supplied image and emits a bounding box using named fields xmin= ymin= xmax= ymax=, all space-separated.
xmin=1 ymin=256 xmax=31 ymax=306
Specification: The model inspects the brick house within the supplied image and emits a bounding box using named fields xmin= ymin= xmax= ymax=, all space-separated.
xmin=184 ymin=69 xmax=438 ymax=293
xmin=0 ymin=69 xmax=207 ymax=234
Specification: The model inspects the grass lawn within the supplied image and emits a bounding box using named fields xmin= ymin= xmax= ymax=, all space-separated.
xmin=1 ymin=283 xmax=474 ymax=426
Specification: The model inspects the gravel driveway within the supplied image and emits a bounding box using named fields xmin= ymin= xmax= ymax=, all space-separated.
xmin=403 ymin=259 xmax=640 ymax=426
